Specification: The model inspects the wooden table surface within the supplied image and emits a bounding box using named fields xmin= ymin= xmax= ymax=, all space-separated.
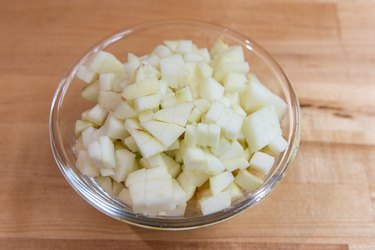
xmin=1 ymin=0 xmax=374 ymax=249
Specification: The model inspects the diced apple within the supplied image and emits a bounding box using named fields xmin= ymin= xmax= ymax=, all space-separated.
xmin=134 ymin=94 xmax=161 ymax=112
xmin=224 ymin=73 xmax=247 ymax=92
xmin=124 ymin=118 xmax=141 ymax=133
xmin=205 ymin=153 xmax=226 ymax=175
xmin=176 ymin=40 xmax=193 ymax=55
xmin=75 ymin=120 xmax=94 ymax=136
xmin=81 ymin=80 xmax=100 ymax=103
xmin=77 ymin=65 xmax=98 ymax=84
xmin=197 ymin=62 xmax=213 ymax=78
xmin=198 ymin=191 xmax=231 ymax=215
xmin=266 ymin=135 xmax=288 ymax=156
xmin=175 ymin=87 xmax=193 ymax=102
xmin=86 ymin=104 xmax=108 ymax=126
xmin=249 ymin=151 xmax=275 ymax=175
xmin=138 ymin=110 xmax=154 ymax=123
xmin=99 ymin=73 xmax=116 ymax=90
xmin=100 ymin=168 xmax=115 ymax=177
xmin=160 ymin=54 xmax=187 ymax=89
xmin=183 ymin=147 xmax=207 ymax=171
xmin=199 ymin=77 xmax=224 ymax=100
xmin=142 ymin=120 xmax=184 ymax=148
xmin=87 ymin=140 xmax=102 ymax=166
xmin=112 ymin=148 xmax=138 ymax=182
xmin=154 ymin=102 xmax=193 ymax=126
xmin=98 ymin=91 xmax=122 ymax=111
xmin=118 ymin=187 xmax=132 ymax=207
xmin=153 ymin=44 xmax=172 ymax=58
xmin=85 ymin=51 xmax=125 ymax=74
xmin=243 ymin=105 xmax=282 ymax=153
xmin=99 ymin=136 xmax=116 ymax=169
xmin=130 ymin=129 xmax=166 ymax=158
xmin=123 ymin=136 xmax=139 ymax=152
xmin=222 ymin=157 xmax=249 ymax=172
xmin=172 ymin=179 xmax=187 ymax=206
xmin=213 ymin=61 xmax=249 ymax=82
xmin=113 ymin=101 xmax=137 ymax=120
xmin=241 ymin=75 xmax=288 ymax=120
xmin=224 ymin=183 xmax=243 ymax=201
xmin=235 ymin=170 xmax=263 ymax=192
xmin=164 ymin=40 xmax=178 ymax=52
xmin=95 ymin=176 xmax=113 ymax=195
xmin=210 ymin=171 xmax=234 ymax=195
xmin=210 ymin=39 xmax=229 ymax=56
xmin=122 ymin=77 xmax=159 ymax=100
xmin=76 ymin=150 xmax=100 ymax=177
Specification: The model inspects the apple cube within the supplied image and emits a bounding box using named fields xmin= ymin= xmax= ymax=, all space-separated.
xmin=112 ymin=148 xmax=138 ymax=182
xmin=76 ymin=150 xmax=100 ymax=177
xmin=118 ymin=187 xmax=132 ymax=207
xmin=235 ymin=170 xmax=263 ymax=192
xmin=154 ymin=102 xmax=193 ymax=126
xmin=210 ymin=39 xmax=229 ymax=56
xmin=210 ymin=171 xmax=234 ymax=195
xmin=172 ymin=179 xmax=187 ymax=206
xmin=222 ymin=157 xmax=249 ymax=172
xmin=175 ymin=87 xmax=193 ymax=102
xmin=183 ymin=147 xmax=207 ymax=171
xmin=198 ymin=191 xmax=231 ymax=215
xmin=85 ymin=51 xmax=125 ymax=74
xmin=75 ymin=120 xmax=93 ymax=136
xmin=160 ymin=54 xmax=187 ymax=89
xmin=249 ymin=151 xmax=275 ymax=175
xmin=81 ymin=80 xmax=100 ymax=103
xmin=86 ymin=104 xmax=108 ymax=126
xmin=243 ymin=105 xmax=282 ymax=153
xmin=241 ymin=75 xmax=287 ymax=120
xmin=134 ymin=94 xmax=161 ymax=112
xmin=123 ymin=136 xmax=138 ymax=152
xmin=213 ymin=61 xmax=249 ymax=82
xmin=205 ymin=153 xmax=226 ymax=175
xmin=153 ymin=44 xmax=172 ymax=58
xmin=113 ymin=101 xmax=137 ymax=119
xmin=122 ymin=77 xmax=159 ymax=100
xmin=266 ymin=135 xmax=288 ymax=156
xmin=197 ymin=62 xmax=213 ymax=78
xmin=176 ymin=172 xmax=196 ymax=201
xmin=100 ymin=168 xmax=115 ymax=177
xmin=95 ymin=176 xmax=113 ymax=195
xmin=77 ymin=65 xmax=98 ymax=84
xmin=130 ymin=129 xmax=166 ymax=158
xmin=224 ymin=73 xmax=247 ymax=92
xmin=99 ymin=73 xmax=115 ymax=91
xmin=142 ymin=120 xmax=184 ymax=148
xmin=99 ymin=136 xmax=116 ymax=169
xmin=199 ymin=77 xmax=224 ymax=100
xmin=225 ymin=183 xmax=243 ymax=201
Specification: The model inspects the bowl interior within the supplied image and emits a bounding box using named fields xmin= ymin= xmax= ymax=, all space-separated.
xmin=50 ymin=20 xmax=300 ymax=229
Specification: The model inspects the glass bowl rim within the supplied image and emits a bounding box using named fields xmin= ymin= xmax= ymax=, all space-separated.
xmin=49 ymin=19 xmax=301 ymax=230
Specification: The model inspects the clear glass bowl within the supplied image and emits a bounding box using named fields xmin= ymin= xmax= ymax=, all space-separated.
xmin=49 ymin=20 xmax=301 ymax=230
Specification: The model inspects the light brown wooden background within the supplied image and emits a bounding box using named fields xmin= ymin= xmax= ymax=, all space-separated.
xmin=0 ymin=0 xmax=374 ymax=249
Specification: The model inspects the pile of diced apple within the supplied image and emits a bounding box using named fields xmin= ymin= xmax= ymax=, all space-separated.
xmin=73 ymin=39 xmax=288 ymax=216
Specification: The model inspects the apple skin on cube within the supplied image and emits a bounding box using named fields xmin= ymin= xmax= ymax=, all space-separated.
xmin=198 ymin=191 xmax=231 ymax=215
xmin=209 ymin=171 xmax=234 ymax=195
xmin=249 ymin=151 xmax=275 ymax=175
xmin=130 ymin=129 xmax=166 ymax=158
xmin=235 ymin=170 xmax=263 ymax=192
xmin=243 ymin=105 xmax=282 ymax=153
xmin=141 ymin=120 xmax=185 ymax=148
xmin=153 ymin=102 xmax=194 ymax=126
xmin=122 ymin=78 xmax=159 ymax=100
xmin=241 ymin=75 xmax=288 ymax=121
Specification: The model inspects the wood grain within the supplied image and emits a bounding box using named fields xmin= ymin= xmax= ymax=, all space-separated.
xmin=0 ymin=0 xmax=374 ymax=249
